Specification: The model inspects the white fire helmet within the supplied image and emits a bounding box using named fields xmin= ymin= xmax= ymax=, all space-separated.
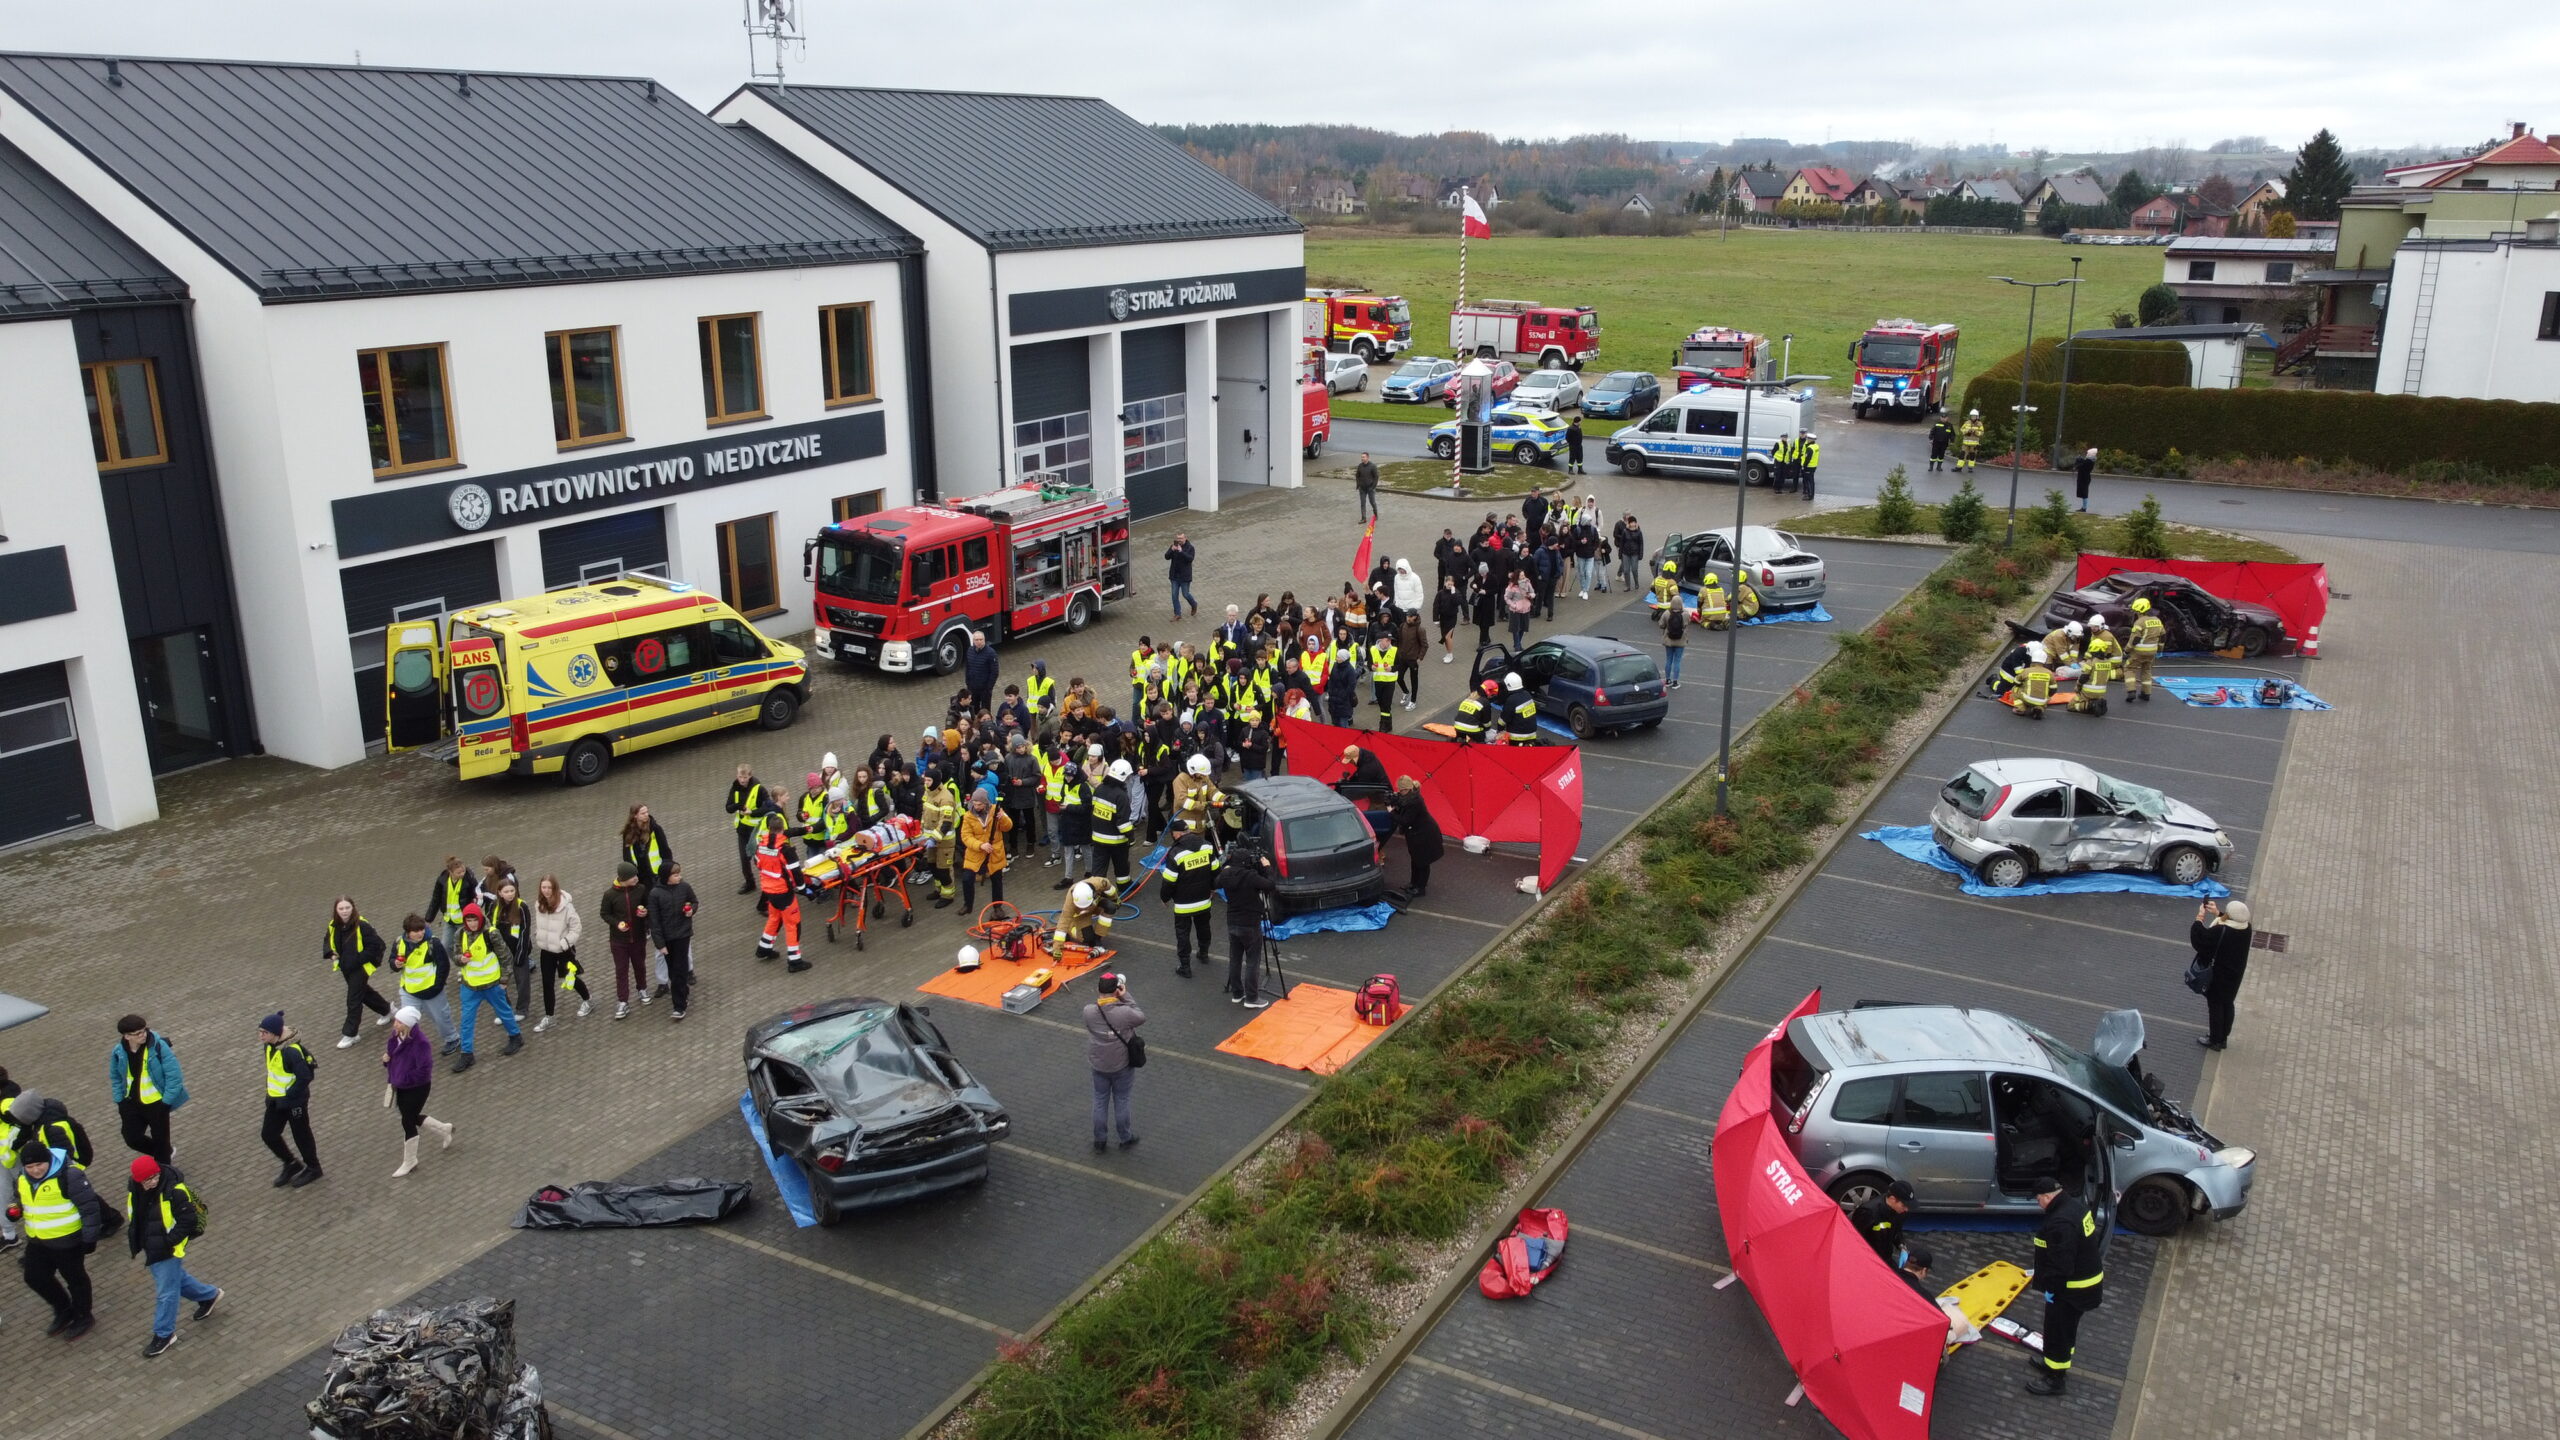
xmin=1187 ymin=754 xmax=1212 ymax=777
xmin=955 ymin=945 xmax=981 ymax=973
xmin=1504 ymin=672 xmax=1525 ymax=692
xmin=1072 ymin=882 xmax=1096 ymax=908
xmin=1108 ymin=759 xmax=1133 ymax=782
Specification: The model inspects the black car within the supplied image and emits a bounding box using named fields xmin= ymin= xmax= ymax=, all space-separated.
xmin=2040 ymin=572 xmax=2292 ymax=657
xmin=1472 ymin=635 xmax=1668 ymax=738
xmin=1229 ymin=776 xmax=1387 ymax=917
xmin=1580 ymin=370 xmax=1660 ymax=419
xmin=744 ymin=997 xmax=1008 ymax=1222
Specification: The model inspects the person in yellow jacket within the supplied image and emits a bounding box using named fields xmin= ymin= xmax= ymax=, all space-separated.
xmin=2043 ymin=619 xmax=2082 ymax=675
xmin=1368 ymin=636 xmax=1400 ymax=733
xmin=2014 ymin=642 xmax=2054 ymax=720
xmin=2125 ymin=599 xmax=2167 ymax=701
xmin=920 ymin=774 xmax=963 ymax=907
xmin=1697 ymin=571 xmax=1732 ymax=630
xmin=1650 ymin=560 xmax=1683 ymax=627
xmin=2073 ymin=619 xmax=2121 ymax=716
xmin=1956 ymin=409 xmax=1984 ymax=472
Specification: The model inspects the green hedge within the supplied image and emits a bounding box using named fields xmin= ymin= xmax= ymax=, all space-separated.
xmin=1961 ymin=339 xmax=2188 ymax=417
xmin=1996 ymin=382 xmax=2560 ymax=474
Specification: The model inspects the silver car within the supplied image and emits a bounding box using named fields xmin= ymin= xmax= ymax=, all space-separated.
xmin=1932 ymin=758 xmax=2234 ymax=889
xmin=1770 ymin=1003 xmax=2255 ymax=1236
xmin=1511 ymin=367 xmax=1582 ymax=411
xmin=1649 ymin=524 xmax=1826 ymax=610
xmin=1321 ymin=352 xmax=1371 ymax=395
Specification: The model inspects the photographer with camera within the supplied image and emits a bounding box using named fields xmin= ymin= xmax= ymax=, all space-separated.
xmin=1217 ymin=836 xmax=1279 ymax=1009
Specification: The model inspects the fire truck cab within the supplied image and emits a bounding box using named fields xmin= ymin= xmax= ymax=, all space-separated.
xmin=804 ymin=485 xmax=1132 ymax=675
xmin=1301 ymin=345 xmax=1332 ymax=460
xmin=1306 ymin=288 xmax=1413 ymax=364
xmin=1849 ymin=319 xmax=1960 ymax=419
xmin=1671 ymin=326 xmax=1776 ymax=392
xmin=1450 ymin=299 xmax=1601 ymax=371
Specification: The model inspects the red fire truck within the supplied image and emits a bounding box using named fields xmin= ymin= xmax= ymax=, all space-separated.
xmin=1849 ymin=319 xmax=1960 ymax=419
xmin=1449 ymin=298 xmax=1601 ymax=371
xmin=1305 ymin=289 xmax=1413 ymax=364
xmin=803 ymin=485 xmax=1132 ymax=674
xmin=1301 ymin=345 xmax=1332 ymax=460
xmin=1670 ymin=326 xmax=1775 ymax=392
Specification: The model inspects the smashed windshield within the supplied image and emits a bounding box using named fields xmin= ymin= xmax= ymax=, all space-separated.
xmin=761 ymin=1007 xmax=946 ymax=1124
xmin=2095 ymin=773 xmax=2168 ymax=819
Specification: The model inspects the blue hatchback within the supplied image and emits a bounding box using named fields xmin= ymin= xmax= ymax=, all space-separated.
xmin=1580 ymin=370 xmax=1660 ymax=419
xmin=1470 ymin=635 xmax=1669 ymax=738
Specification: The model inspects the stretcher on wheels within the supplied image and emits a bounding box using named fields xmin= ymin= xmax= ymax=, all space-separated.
xmin=800 ymin=820 xmax=928 ymax=950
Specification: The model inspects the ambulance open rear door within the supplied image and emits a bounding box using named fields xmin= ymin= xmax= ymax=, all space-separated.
xmin=383 ymin=622 xmax=447 ymax=752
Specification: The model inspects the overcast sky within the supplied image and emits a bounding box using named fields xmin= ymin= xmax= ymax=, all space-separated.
xmin=3 ymin=2 xmax=2538 ymax=155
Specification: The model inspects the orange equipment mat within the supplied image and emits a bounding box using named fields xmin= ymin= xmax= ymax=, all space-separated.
xmin=1215 ymin=983 xmax=1391 ymax=1074
xmin=919 ymin=944 xmax=1115 ymax=1010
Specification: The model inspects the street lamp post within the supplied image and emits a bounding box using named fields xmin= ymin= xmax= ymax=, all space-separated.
xmin=2050 ymin=255 xmax=2084 ymax=465
xmin=1715 ymin=371 xmax=1829 ymax=819
xmin=1989 ymin=274 xmax=2081 ymax=547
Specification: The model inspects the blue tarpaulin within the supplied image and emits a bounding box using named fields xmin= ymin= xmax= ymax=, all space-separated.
xmin=1651 ymin=595 xmax=1834 ymax=626
xmin=1861 ymin=825 xmax=2231 ymax=900
xmin=737 ymin=1090 xmax=818 ymax=1229
xmin=2155 ymin=676 xmax=2331 ymax=711
xmin=1265 ymin=902 xmax=1397 ymax=940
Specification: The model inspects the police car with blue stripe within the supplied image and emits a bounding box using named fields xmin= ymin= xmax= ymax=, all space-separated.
xmin=1603 ymin=386 xmax=1810 ymax=485
xmin=1427 ymin=407 xmax=1569 ymax=466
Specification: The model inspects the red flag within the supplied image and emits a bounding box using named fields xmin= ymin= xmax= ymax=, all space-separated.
xmin=1351 ymin=517 xmax=1376 ymax=582
xmin=1461 ymin=192 xmax=1492 ymax=239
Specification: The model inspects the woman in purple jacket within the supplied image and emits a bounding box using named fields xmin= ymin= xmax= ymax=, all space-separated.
xmin=383 ymin=1008 xmax=456 ymax=1178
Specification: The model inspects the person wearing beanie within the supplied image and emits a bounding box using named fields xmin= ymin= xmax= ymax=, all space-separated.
xmin=2190 ymin=898 xmax=2255 ymax=1051
xmin=14 ymin=1137 xmax=104 ymax=1339
xmin=382 ymin=1007 xmax=453 ymax=1178
xmin=391 ymin=914 xmax=457 ymax=1055
xmin=792 ymin=769 xmax=830 ymax=864
xmin=258 ymin=1013 xmax=321 ymax=1187
xmin=600 ymin=861 xmax=649 ymax=1019
xmin=108 ymin=1014 xmax=187 ymax=1164
xmin=7 ymin=1086 xmax=98 ymax=1171
xmin=423 ymin=855 xmax=479 ymax=962
xmin=448 ymin=903 xmax=525 ymax=1073
xmin=646 ymin=860 xmax=699 ymax=1020
xmin=126 ymin=1153 xmax=219 ymax=1356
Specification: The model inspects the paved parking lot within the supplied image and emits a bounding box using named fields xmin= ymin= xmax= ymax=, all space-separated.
xmin=1340 ymin=627 xmax=2303 ymax=1440
xmin=159 ymin=539 xmax=1931 ymax=1440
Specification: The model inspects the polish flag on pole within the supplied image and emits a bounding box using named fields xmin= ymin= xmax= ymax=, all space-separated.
xmin=1461 ymin=191 xmax=1492 ymax=239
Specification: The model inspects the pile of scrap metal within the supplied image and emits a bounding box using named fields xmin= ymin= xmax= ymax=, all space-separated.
xmin=307 ymin=1296 xmax=551 ymax=1439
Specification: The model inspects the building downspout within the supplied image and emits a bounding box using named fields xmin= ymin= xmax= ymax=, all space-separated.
xmin=898 ymin=250 xmax=938 ymax=503
xmin=988 ymin=251 xmax=1007 ymax=493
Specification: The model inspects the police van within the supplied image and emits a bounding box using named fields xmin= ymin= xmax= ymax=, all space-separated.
xmin=384 ymin=573 xmax=807 ymax=786
xmin=1602 ymin=386 xmax=1812 ymax=485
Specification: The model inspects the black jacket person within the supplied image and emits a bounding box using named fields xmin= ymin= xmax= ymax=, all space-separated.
xmin=1850 ymin=1180 xmax=1913 ymax=1264
xmin=2026 ymin=1178 xmax=2105 ymax=1394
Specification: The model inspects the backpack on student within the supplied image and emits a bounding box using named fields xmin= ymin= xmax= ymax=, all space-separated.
xmin=1352 ymin=974 xmax=1403 ymax=1025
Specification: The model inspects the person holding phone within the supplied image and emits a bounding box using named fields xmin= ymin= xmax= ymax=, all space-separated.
xmin=2188 ymin=900 xmax=2253 ymax=1050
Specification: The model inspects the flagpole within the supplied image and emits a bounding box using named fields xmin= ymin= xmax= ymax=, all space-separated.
xmin=1452 ymin=184 xmax=1469 ymax=496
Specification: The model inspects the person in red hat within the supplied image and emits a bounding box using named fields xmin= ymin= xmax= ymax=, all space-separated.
xmin=448 ymin=904 xmax=524 ymax=1074
xmin=126 ymin=1153 xmax=219 ymax=1358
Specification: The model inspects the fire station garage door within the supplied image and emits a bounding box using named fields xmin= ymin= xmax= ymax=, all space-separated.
xmin=1121 ymin=325 xmax=1188 ymax=521
xmin=340 ymin=542 xmax=501 ymax=744
xmin=0 ymin=662 xmax=92 ymax=847
xmin=540 ymin=507 xmax=669 ymax=590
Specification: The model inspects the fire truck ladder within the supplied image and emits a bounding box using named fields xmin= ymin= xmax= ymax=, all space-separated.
xmin=2396 ymin=243 xmax=2443 ymax=395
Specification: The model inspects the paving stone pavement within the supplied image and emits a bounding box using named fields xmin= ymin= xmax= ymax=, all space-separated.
xmin=2123 ymin=538 xmax=2560 ymax=1440
xmin=0 ymin=472 xmax=1807 ymax=1439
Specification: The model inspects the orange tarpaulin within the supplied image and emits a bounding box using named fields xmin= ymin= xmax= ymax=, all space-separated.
xmin=918 ymin=948 xmax=1114 ymax=1010
xmin=1215 ymin=984 xmax=1389 ymax=1073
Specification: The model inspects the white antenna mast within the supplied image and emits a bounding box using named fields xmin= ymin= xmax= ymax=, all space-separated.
xmin=744 ymin=0 xmax=805 ymax=88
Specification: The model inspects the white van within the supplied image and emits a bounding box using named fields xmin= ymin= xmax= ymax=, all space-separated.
xmin=1602 ymin=387 xmax=1811 ymax=485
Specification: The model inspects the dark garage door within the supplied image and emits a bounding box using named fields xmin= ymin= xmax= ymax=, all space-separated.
xmin=540 ymin=507 xmax=670 ymax=590
xmin=340 ymin=542 xmax=501 ymax=743
xmin=1122 ymin=326 xmax=1189 ymax=521
xmin=0 ymin=662 xmax=91 ymax=847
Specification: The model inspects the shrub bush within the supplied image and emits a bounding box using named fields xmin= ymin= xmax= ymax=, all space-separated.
xmin=1992 ymin=382 xmax=2560 ymax=476
xmin=2025 ymin=488 xmax=2084 ymax=545
xmin=2119 ymin=495 xmax=2173 ymax=559
xmin=1873 ymin=466 xmax=1919 ymax=534
xmin=2138 ymin=284 xmax=2182 ymax=326
xmin=1961 ymin=339 xmax=2189 ymax=420
xmin=1939 ymin=477 xmax=1987 ymax=542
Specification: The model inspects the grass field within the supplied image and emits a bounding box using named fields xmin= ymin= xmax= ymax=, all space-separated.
xmin=1788 ymin=503 xmax=2301 ymax=563
xmin=1306 ymin=229 xmax=2165 ymax=398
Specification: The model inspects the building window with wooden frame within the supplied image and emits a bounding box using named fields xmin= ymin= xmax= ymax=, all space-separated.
xmin=83 ymin=358 xmax=167 ymax=470
xmin=357 ymin=343 xmax=457 ymax=476
xmin=717 ymin=513 xmax=781 ymax=617
xmin=698 ymin=313 xmax=766 ymax=425
xmin=833 ymin=490 xmax=884 ymax=522
xmin=820 ymin=303 xmax=877 ymax=406
xmin=546 ymin=327 xmax=627 ymax=448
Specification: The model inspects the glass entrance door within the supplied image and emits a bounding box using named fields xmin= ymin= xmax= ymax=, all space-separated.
xmin=131 ymin=627 xmax=230 ymax=773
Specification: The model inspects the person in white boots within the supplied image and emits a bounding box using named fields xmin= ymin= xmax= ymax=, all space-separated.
xmin=381 ymin=1009 xmax=453 ymax=1177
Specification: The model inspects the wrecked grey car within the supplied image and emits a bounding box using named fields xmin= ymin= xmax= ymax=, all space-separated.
xmin=1931 ymin=757 xmax=2234 ymax=889
xmin=743 ymin=997 xmax=1008 ymax=1222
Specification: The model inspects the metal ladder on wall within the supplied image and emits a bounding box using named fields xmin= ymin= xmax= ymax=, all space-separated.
xmin=2397 ymin=244 xmax=2443 ymax=394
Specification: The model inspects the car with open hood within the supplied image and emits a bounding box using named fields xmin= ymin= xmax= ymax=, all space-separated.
xmin=1930 ymin=757 xmax=2234 ymax=889
xmin=1771 ymin=1001 xmax=2253 ymax=1236
xmin=2039 ymin=571 xmax=2292 ymax=657
xmin=743 ymin=997 xmax=1008 ymax=1222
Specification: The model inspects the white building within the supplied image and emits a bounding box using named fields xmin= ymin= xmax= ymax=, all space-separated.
xmin=2164 ymin=236 xmax=2332 ymax=329
xmin=0 ymin=54 xmax=926 ymax=770
xmin=2375 ymin=219 xmax=2560 ymax=400
xmin=2071 ymin=324 xmax=2269 ymax=390
xmin=718 ymin=84 xmax=1306 ymax=522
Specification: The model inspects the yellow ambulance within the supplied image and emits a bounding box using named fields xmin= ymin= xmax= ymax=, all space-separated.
xmin=383 ymin=574 xmax=807 ymax=784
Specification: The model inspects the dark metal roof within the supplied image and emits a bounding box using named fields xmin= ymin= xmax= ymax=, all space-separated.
xmin=738 ymin=84 xmax=1298 ymax=253
xmin=0 ymin=52 xmax=915 ymax=301
xmin=2074 ymin=324 xmax=2274 ymax=347
xmin=0 ymin=131 xmax=184 ymax=319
